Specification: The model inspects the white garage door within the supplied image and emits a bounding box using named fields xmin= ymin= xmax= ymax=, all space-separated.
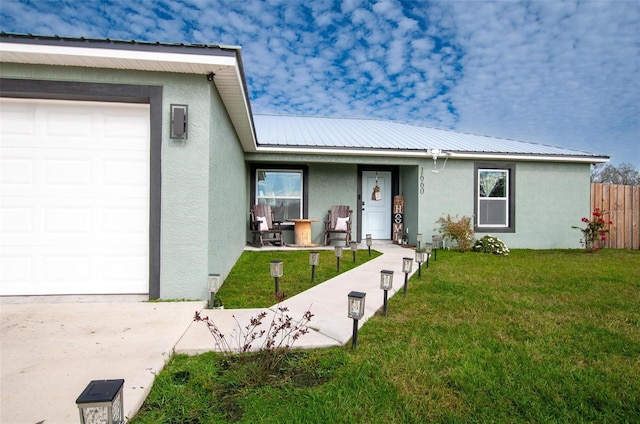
xmin=0 ymin=98 xmax=150 ymax=296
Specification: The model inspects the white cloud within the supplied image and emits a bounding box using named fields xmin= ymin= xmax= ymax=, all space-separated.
xmin=1 ymin=0 xmax=638 ymax=167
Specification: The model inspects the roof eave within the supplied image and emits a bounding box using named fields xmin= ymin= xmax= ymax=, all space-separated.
xmin=0 ymin=35 xmax=258 ymax=152
xmin=255 ymin=145 xmax=610 ymax=163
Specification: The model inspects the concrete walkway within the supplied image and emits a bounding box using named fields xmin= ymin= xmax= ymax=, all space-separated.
xmin=0 ymin=242 xmax=421 ymax=423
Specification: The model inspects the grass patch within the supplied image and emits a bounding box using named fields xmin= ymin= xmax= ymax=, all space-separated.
xmin=131 ymin=249 xmax=640 ymax=423
xmin=215 ymin=249 xmax=382 ymax=308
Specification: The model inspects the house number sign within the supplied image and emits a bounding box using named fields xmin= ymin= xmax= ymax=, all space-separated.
xmin=420 ymin=167 xmax=425 ymax=195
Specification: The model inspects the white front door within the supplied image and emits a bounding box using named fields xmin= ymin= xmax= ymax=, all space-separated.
xmin=361 ymin=171 xmax=391 ymax=239
xmin=0 ymin=98 xmax=150 ymax=296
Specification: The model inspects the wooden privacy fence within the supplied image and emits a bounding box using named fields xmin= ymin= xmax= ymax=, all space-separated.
xmin=591 ymin=183 xmax=640 ymax=250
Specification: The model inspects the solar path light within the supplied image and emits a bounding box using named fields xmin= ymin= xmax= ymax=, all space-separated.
xmin=208 ymin=273 xmax=221 ymax=309
xmin=334 ymin=245 xmax=343 ymax=273
xmin=425 ymin=243 xmax=433 ymax=268
xmin=309 ymin=251 xmax=320 ymax=283
xmin=380 ymin=270 xmax=394 ymax=316
xmin=76 ymin=379 xmax=124 ymax=424
xmin=348 ymin=291 xmax=366 ymax=349
xmin=416 ymin=233 xmax=423 ymax=251
xmin=432 ymin=235 xmax=441 ymax=261
xmin=415 ymin=250 xmax=425 ymax=278
xmin=270 ymin=260 xmax=283 ymax=295
xmin=402 ymin=257 xmax=413 ymax=297
xmin=350 ymin=241 xmax=358 ymax=263
xmin=366 ymin=234 xmax=372 ymax=256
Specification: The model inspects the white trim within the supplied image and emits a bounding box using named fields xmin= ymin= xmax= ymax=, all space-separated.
xmin=0 ymin=42 xmax=238 ymax=69
xmin=255 ymin=146 xmax=609 ymax=163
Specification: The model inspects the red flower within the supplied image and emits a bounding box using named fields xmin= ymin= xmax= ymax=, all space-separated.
xmin=581 ymin=217 xmax=589 ymax=223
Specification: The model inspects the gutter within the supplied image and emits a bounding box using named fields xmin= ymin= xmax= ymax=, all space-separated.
xmin=254 ymin=146 xmax=610 ymax=164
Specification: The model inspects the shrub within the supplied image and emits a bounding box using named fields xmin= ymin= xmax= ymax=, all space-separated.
xmin=435 ymin=214 xmax=475 ymax=252
xmin=571 ymin=208 xmax=613 ymax=252
xmin=473 ymin=235 xmax=510 ymax=255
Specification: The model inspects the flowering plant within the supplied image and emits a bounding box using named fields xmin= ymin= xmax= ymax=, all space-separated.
xmin=435 ymin=214 xmax=475 ymax=252
xmin=572 ymin=208 xmax=612 ymax=252
xmin=473 ymin=235 xmax=510 ymax=255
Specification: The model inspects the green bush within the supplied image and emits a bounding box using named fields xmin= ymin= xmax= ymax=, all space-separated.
xmin=435 ymin=214 xmax=475 ymax=252
xmin=473 ymin=235 xmax=510 ymax=255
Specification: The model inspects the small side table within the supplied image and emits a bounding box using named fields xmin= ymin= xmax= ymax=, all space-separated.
xmin=287 ymin=219 xmax=319 ymax=247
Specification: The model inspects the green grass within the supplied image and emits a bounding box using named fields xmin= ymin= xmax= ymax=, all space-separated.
xmin=131 ymin=249 xmax=640 ymax=423
xmin=214 ymin=249 xmax=382 ymax=308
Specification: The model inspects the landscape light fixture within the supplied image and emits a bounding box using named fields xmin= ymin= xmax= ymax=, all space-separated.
xmin=76 ymin=379 xmax=124 ymax=424
xmin=334 ymin=245 xmax=343 ymax=273
xmin=350 ymin=241 xmax=358 ymax=263
xmin=270 ymin=260 xmax=283 ymax=296
xmin=415 ymin=250 xmax=425 ymax=278
xmin=347 ymin=291 xmax=366 ymax=349
xmin=366 ymin=234 xmax=372 ymax=256
xmin=380 ymin=270 xmax=394 ymax=316
xmin=309 ymin=251 xmax=320 ymax=283
xmin=402 ymin=257 xmax=413 ymax=297
xmin=425 ymin=243 xmax=433 ymax=268
xmin=208 ymin=273 xmax=221 ymax=309
xmin=432 ymin=235 xmax=441 ymax=261
xmin=416 ymin=233 xmax=423 ymax=251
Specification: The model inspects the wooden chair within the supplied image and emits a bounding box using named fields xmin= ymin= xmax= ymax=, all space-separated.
xmin=250 ymin=204 xmax=283 ymax=247
xmin=323 ymin=205 xmax=352 ymax=246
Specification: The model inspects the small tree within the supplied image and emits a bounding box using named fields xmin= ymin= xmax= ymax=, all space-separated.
xmin=591 ymin=163 xmax=640 ymax=185
xmin=435 ymin=214 xmax=475 ymax=252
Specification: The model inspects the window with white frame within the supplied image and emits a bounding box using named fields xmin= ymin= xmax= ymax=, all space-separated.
xmin=255 ymin=169 xmax=303 ymax=223
xmin=475 ymin=163 xmax=515 ymax=231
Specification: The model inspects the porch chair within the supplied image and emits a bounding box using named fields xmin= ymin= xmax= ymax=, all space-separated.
xmin=323 ymin=205 xmax=352 ymax=246
xmin=250 ymin=204 xmax=283 ymax=247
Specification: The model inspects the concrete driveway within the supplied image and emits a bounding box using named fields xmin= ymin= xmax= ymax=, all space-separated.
xmin=0 ymin=300 xmax=205 ymax=423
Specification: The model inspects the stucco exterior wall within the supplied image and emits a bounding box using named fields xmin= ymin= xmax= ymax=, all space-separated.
xmin=308 ymin=163 xmax=358 ymax=245
xmin=207 ymin=88 xmax=248 ymax=298
xmin=417 ymin=158 xmax=591 ymax=249
xmin=509 ymin=161 xmax=590 ymax=249
xmin=1 ymin=63 xmax=247 ymax=299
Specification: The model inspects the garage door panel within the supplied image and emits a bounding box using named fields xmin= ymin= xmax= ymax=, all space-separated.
xmin=0 ymin=98 xmax=150 ymax=296
xmin=0 ymin=154 xmax=33 ymax=187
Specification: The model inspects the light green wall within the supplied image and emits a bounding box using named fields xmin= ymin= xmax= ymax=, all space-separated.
xmin=417 ymin=158 xmax=591 ymax=249
xmin=308 ymin=163 xmax=358 ymax=245
xmin=1 ymin=63 xmax=248 ymax=299
xmin=509 ymin=161 xmax=590 ymax=248
xmin=207 ymin=89 xmax=248 ymax=297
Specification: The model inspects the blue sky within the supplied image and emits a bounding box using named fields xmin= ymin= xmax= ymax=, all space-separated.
xmin=2 ymin=0 xmax=639 ymax=168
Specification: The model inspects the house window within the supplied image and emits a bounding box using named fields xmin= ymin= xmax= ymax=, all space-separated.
xmin=474 ymin=163 xmax=515 ymax=232
xmin=255 ymin=168 xmax=303 ymax=223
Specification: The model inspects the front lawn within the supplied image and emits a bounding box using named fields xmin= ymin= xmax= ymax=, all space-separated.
xmin=131 ymin=249 xmax=640 ymax=423
xmin=214 ymin=249 xmax=381 ymax=308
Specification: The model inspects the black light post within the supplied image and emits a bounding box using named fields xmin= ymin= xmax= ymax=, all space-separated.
xmin=347 ymin=291 xmax=366 ymax=349
xmin=416 ymin=233 xmax=422 ymax=251
xmin=270 ymin=260 xmax=283 ymax=296
xmin=366 ymin=234 xmax=372 ymax=256
xmin=402 ymin=257 xmax=413 ymax=296
xmin=415 ymin=250 xmax=425 ymax=278
xmin=334 ymin=246 xmax=343 ymax=273
xmin=350 ymin=241 xmax=357 ymax=263
xmin=380 ymin=270 xmax=394 ymax=316
xmin=309 ymin=252 xmax=319 ymax=283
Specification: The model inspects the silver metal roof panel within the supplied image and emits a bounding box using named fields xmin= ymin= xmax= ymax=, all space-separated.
xmin=254 ymin=114 xmax=608 ymax=161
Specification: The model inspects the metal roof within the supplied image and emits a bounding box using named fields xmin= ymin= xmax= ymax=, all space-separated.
xmin=254 ymin=114 xmax=609 ymax=163
xmin=0 ymin=32 xmax=257 ymax=152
